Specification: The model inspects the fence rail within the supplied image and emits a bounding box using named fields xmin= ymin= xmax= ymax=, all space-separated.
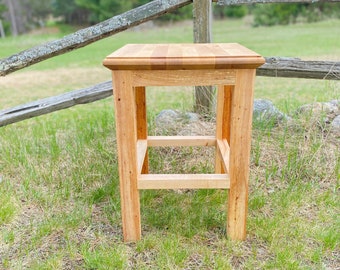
xmin=217 ymin=0 xmax=340 ymax=5
xmin=259 ymin=57 xmax=339 ymax=80
xmin=1 ymin=57 xmax=338 ymax=127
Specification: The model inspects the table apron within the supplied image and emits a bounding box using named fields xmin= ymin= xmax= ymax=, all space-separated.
xmin=128 ymin=69 xmax=236 ymax=86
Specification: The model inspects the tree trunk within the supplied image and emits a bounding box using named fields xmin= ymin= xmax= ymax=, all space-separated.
xmin=6 ymin=0 xmax=18 ymax=36
xmin=0 ymin=20 xmax=5 ymax=38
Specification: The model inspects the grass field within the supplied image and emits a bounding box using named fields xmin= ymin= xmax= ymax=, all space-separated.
xmin=0 ymin=17 xmax=339 ymax=269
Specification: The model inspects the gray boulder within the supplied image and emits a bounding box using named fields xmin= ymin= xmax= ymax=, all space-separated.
xmin=253 ymin=99 xmax=288 ymax=123
xmin=331 ymin=115 xmax=340 ymax=130
xmin=155 ymin=109 xmax=201 ymax=127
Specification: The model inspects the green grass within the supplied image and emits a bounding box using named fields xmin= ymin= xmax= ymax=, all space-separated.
xmin=0 ymin=17 xmax=339 ymax=269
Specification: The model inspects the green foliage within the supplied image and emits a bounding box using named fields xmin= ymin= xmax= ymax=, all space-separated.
xmin=253 ymin=2 xmax=340 ymax=26
xmin=156 ymin=4 xmax=192 ymax=22
xmin=0 ymin=2 xmax=7 ymax=18
xmin=253 ymin=3 xmax=302 ymax=27
xmin=51 ymin=0 xmax=192 ymax=25
xmin=75 ymin=0 xmax=132 ymax=24
xmin=214 ymin=5 xmax=248 ymax=19
xmin=23 ymin=0 xmax=53 ymax=26
xmin=52 ymin=0 xmax=89 ymax=25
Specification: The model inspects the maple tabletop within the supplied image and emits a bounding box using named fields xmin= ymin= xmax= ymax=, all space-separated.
xmin=103 ymin=43 xmax=265 ymax=70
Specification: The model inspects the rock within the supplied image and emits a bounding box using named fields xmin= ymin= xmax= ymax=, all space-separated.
xmin=329 ymin=99 xmax=339 ymax=108
xmin=155 ymin=109 xmax=200 ymax=127
xmin=297 ymin=102 xmax=338 ymax=115
xmin=177 ymin=121 xmax=215 ymax=136
xmin=253 ymin=99 xmax=288 ymax=123
xmin=185 ymin=112 xmax=200 ymax=123
xmin=155 ymin=109 xmax=201 ymax=135
xmin=296 ymin=101 xmax=339 ymax=126
xmin=155 ymin=109 xmax=181 ymax=127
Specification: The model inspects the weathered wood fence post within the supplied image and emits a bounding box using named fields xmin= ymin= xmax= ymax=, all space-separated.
xmin=193 ymin=0 xmax=215 ymax=116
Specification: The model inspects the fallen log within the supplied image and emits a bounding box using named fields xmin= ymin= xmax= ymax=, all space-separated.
xmin=0 ymin=57 xmax=339 ymax=127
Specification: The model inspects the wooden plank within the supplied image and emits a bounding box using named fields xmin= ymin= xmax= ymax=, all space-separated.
xmin=138 ymin=174 xmax=230 ymax=189
xmin=0 ymin=0 xmax=192 ymax=76
xmin=147 ymin=136 xmax=216 ymax=147
xmin=133 ymin=69 xmax=236 ymax=86
xmin=217 ymin=0 xmax=340 ymax=5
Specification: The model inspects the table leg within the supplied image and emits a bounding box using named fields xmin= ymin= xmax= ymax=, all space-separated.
xmin=227 ymin=69 xmax=255 ymax=240
xmin=215 ymin=85 xmax=232 ymax=174
xmin=113 ymin=71 xmax=141 ymax=242
xmin=135 ymin=86 xmax=149 ymax=174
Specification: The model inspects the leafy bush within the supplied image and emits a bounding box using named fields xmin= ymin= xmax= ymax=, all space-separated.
xmin=253 ymin=3 xmax=301 ymax=27
xmin=155 ymin=5 xmax=192 ymax=22
xmin=253 ymin=3 xmax=340 ymax=27
xmin=214 ymin=5 xmax=248 ymax=19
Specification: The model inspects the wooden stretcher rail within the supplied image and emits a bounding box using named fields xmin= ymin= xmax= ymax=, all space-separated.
xmin=147 ymin=136 xmax=216 ymax=147
xmin=138 ymin=173 xmax=230 ymax=189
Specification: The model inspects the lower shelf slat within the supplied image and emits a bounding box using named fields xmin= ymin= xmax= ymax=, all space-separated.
xmin=138 ymin=173 xmax=229 ymax=190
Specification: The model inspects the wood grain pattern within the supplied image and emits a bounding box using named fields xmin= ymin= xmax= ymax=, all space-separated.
xmin=138 ymin=174 xmax=229 ymax=189
xmin=132 ymin=69 xmax=236 ymax=86
xmin=227 ymin=69 xmax=256 ymax=240
xmin=137 ymin=140 xmax=148 ymax=174
xmin=147 ymin=136 xmax=216 ymax=147
xmin=112 ymin=70 xmax=141 ymax=242
xmin=215 ymin=85 xmax=233 ymax=174
xmin=135 ymin=86 xmax=149 ymax=174
xmin=216 ymin=139 xmax=230 ymax=173
xmin=103 ymin=43 xmax=265 ymax=70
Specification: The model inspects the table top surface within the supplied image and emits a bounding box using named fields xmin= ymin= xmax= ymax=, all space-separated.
xmin=103 ymin=43 xmax=265 ymax=70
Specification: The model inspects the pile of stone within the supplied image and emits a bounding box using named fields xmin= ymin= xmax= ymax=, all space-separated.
xmin=154 ymin=99 xmax=340 ymax=135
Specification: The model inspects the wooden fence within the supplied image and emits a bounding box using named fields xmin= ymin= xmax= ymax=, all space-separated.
xmin=0 ymin=0 xmax=339 ymax=127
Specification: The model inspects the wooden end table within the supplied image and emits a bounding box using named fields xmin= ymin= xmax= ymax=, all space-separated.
xmin=103 ymin=43 xmax=265 ymax=242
